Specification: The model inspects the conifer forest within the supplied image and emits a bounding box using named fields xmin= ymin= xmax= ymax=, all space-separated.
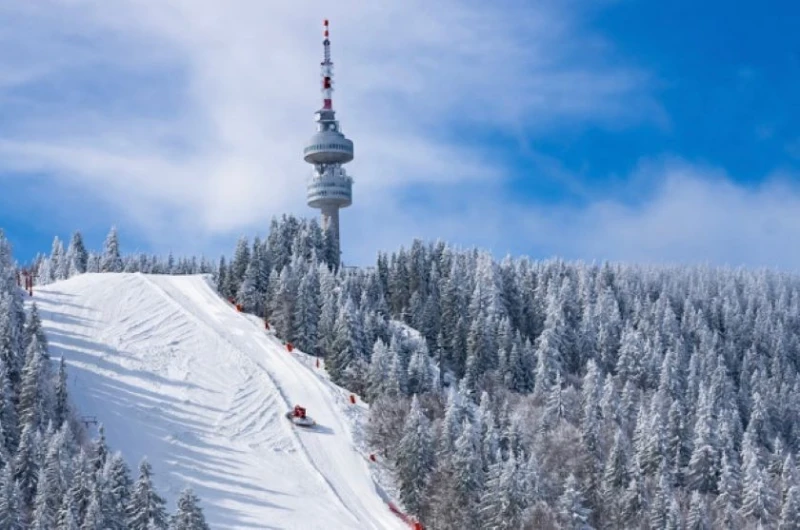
xmin=22 ymin=216 xmax=800 ymax=529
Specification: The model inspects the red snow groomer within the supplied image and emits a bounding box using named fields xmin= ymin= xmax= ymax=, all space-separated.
xmin=286 ymin=405 xmax=316 ymax=427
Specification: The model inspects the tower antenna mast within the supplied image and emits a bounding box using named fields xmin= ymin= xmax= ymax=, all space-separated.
xmin=322 ymin=19 xmax=333 ymax=110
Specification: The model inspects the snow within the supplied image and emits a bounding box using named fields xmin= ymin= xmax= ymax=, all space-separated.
xmin=31 ymin=272 xmax=408 ymax=530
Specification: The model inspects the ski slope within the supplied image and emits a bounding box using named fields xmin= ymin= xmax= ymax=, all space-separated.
xmin=32 ymin=273 xmax=407 ymax=530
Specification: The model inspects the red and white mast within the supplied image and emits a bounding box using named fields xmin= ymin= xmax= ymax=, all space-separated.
xmin=321 ymin=19 xmax=333 ymax=110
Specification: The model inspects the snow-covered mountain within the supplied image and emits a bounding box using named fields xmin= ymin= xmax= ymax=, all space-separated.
xmin=31 ymin=272 xmax=408 ymax=530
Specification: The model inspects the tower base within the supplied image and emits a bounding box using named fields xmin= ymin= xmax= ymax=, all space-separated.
xmin=320 ymin=206 xmax=341 ymax=266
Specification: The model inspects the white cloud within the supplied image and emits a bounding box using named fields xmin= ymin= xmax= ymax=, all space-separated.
xmin=362 ymin=161 xmax=800 ymax=272
xmin=0 ymin=0 xmax=656 ymax=257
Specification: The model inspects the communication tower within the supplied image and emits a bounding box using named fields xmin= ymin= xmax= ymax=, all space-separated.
xmin=304 ymin=19 xmax=353 ymax=266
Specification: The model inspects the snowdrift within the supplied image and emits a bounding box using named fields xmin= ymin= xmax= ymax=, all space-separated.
xmin=32 ymin=273 xmax=407 ymax=530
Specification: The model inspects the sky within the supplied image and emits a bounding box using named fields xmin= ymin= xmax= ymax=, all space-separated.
xmin=0 ymin=0 xmax=798 ymax=270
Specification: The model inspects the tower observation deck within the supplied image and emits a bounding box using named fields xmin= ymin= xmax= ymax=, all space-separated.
xmin=304 ymin=19 xmax=353 ymax=266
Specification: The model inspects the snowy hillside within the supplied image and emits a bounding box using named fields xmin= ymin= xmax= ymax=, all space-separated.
xmin=30 ymin=272 xmax=408 ymax=530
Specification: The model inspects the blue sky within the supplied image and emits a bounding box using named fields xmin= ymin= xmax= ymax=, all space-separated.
xmin=1 ymin=0 xmax=798 ymax=269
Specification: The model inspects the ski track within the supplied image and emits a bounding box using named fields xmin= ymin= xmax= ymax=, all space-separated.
xmin=31 ymin=273 xmax=407 ymax=530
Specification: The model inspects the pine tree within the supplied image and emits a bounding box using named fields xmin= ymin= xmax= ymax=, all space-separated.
xmin=648 ymin=461 xmax=672 ymax=529
xmin=328 ymin=297 xmax=359 ymax=382
xmin=687 ymin=491 xmax=710 ymax=530
xmin=781 ymin=453 xmax=798 ymax=503
xmin=715 ymin=450 xmax=742 ymax=526
xmin=13 ymin=422 xmax=38 ymax=508
xmin=0 ymin=465 xmax=23 ymax=530
xmin=479 ymin=451 xmax=525 ymax=529
xmin=558 ymin=473 xmax=593 ymax=529
xmin=30 ymin=467 xmax=57 ymax=529
xmin=580 ymin=359 xmax=603 ymax=477
xmin=24 ymin=303 xmax=48 ymax=352
xmin=385 ymin=342 xmax=408 ymax=398
xmin=366 ymin=339 xmax=391 ymax=401
xmin=0 ymin=355 xmax=19 ymax=453
xmin=91 ymin=425 xmax=109 ymax=477
xmin=665 ymin=495 xmax=682 ymax=530
xmin=479 ymin=450 xmax=506 ymax=527
xmin=51 ymin=237 xmax=67 ymax=281
xmin=687 ymin=389 xmax=719 ymax=494
xmin=615 ymin=324 xmax=645 ymax=387
xmin=741 ymin=441 xmax=779 ymax=528
xmin=66 ymin=231 xmax=88 ymax=276
xmin=36 ymin=259 xmax=53 ymax=286
xmin=82 ymin=483 xmax=106 ymax=530
xmin=102 ymin=453 xmax=133 ymax=530
xmin=533 ymin=314 xmax=564 ymax=399
xmin=603 ymin=427 xmax=630 ymax=499
xmin=406 ymin=343 xmax=433 ymax=396
xmin=216 ymin=256 xmax=228 ymax=297
xmin=101 ymin=227 xmax=123 ymax=273
xmin=595 ymin=286 xmax=622 ymax=372
xmin=544 ymin=370 xmax=567 ymax=428
xmin=270 ymin=265 xmax=297 ymax=342
xmin=54 ymin=357 xmax=69 ymax=428
xmin=395 ymin=395 xmax=434 ymax=515
xmin=237 ymin=260 xmax=260 ymax=314
xmin=0 ymin=292 xmax=24 ymax=403
xmin=128 ymin=458 xmax=168 ymax=530
xmin=66 ymin=449 xmax=92 ymax=524
xmin=18 ymin=334 xmax=50 ymax=431
xmin=229 ymin=236 xmax=250 ymax=296
xmin=293 ymin=265 xmax=320 ymax=353
xmin=779 ymin=485 xmax=800 ymax=530
xmin=450 ymin=418 xmax=484 ymax=526
xmin=315 ymin=266 xmax=338 ymax=355
xmin=56 ymin=486 xmax=80 ymax=530
xmin=169 ymin=488 xmax=210 ymax=530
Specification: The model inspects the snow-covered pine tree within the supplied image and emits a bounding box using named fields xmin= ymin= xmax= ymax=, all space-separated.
xmin=395 ymin=395 xmax=434 ymax=515
xmin=100 ymin=227 xmax=123 ymax=273
xmin=56 ymin=485 xmax=81 ymax=530
xmin=533 ymin=295 xmax=566 ymax=400
xmin=102 ymin=452 xmax=133 ymax=530
xmin=128 ymin=458 xmax=168 ymax=530
xmin=687 ymin=490 xmax=711 ymax=530
xmin=13 ymin=421 xmax=39 ymax=508
xmin=779 ymin=485 xmax=800 ymax=530
xmin=327 ymin=296 xmax=359 ymax=382
xmin=292 ymin=263 xmax=320 ymax=353
xmin=53 ymin=357 xmax=69 ymax=428
xmin=0 ymin=464 xmax=23 ymax=529
xmin=169 ymin=487 xmax=210 ymax=530
xmin=450 ymin=418 xmax=484 ymax=526
xmin=66 ymin=231 xmax=88 ymax=277
xmin=237 ymin=259 xmax=261 ymax=315
xmin=558 ymin=473 xmax=593 ymax=529
xmin=479 ymin=450 xmax=526 ymax=529
xmin=81 ymin=482 xmax=106 ymax=530
xmin=18 ymin=334 xmax=51 ymax=431
xmin=406 ymin=342 xmax=433 ymax=396
xmin=270 ymin=264 xmax=298 ymax=342
xmin=740 ymin=436 xmax=779 ymax=528
xmin=30 ymin=464 xmax=58 ymax=528
xmin=216 ymin=256 xmax=228 ymax=297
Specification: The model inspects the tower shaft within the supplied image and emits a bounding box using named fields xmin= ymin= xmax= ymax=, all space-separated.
xmin=320 ymin=205 xmax=340 ymax=257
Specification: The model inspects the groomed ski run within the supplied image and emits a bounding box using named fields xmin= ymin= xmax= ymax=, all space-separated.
xmin=32 ymin=272 xmax=408 ymax=530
